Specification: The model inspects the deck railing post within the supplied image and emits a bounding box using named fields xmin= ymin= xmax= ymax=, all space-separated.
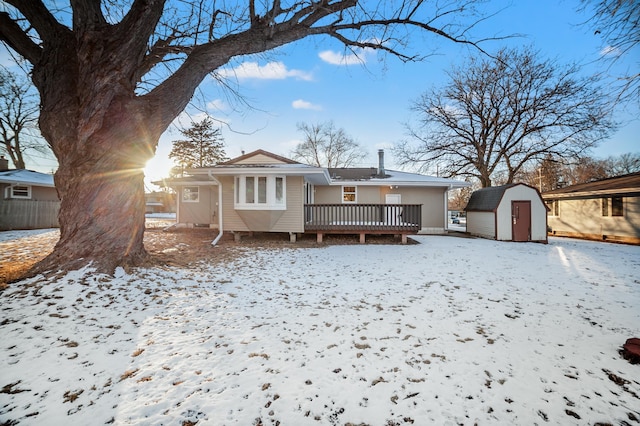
xmin=304 ymin=203 xmax=421 ymax=233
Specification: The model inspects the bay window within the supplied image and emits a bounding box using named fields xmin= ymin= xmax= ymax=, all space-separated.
xmin=235 ymin=175 xmax=286 ymax=209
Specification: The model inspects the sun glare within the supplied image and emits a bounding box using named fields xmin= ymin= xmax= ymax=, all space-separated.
xmin=143 ymin=157 xmax=172 ymax=181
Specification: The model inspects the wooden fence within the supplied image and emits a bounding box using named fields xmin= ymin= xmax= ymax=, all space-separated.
xmin=0 ymin=200 xmax=60 ymax=231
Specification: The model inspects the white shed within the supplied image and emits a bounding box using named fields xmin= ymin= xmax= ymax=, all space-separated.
xmin=465 ymin=183 xmax=548 ymax=243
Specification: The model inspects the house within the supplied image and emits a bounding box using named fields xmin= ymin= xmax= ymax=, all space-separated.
xmin=166 ymin=149 xmax=470 ymax=244
xmin=542 ymin=172 xmax=640 ymax=244
xmin=0 ymin=156 xmax=60 ymax=231
xmin=465 ymin=183 xmax=548 ymax=243
xmin=145 ymin=191 xmax=175 ymax=214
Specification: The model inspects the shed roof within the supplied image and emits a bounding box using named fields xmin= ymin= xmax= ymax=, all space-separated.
xmin=465 ymin=184 xmax=517 ymax=212
xmin=542 ymin=172 xmax=640 ymax=199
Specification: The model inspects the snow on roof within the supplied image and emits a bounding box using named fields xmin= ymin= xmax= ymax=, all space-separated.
xmin=329 ymin=168 xmax=470 ymax=188
xmin=0 ymin=169 xmax=55 ymax=187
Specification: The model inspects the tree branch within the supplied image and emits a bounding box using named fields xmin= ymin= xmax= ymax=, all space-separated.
xmin=0 ymin=12 xmax=42 ymax=64
xmin=4 ymin=0 xmax=64 ymax=42
xmin=70 ymin=0 xmax=107 ymax=31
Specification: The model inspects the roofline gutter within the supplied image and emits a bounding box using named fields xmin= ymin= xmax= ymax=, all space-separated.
xmin=542 ymin=190 xmax=640 ymax=199
xmin=207 ymin=171 xmax=224 ymax=246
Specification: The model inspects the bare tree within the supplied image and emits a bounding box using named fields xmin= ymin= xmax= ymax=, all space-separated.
xmin=0 ymin=1 xmax=495 ymax=274
xmin=0 ymin=68 xmax=48 ymax=169
xmin=292 ymin=121 xmax=366 ymax=168
xmin=518 ymin=154 xmax=564 ymax=192
xmin=603 ymin=152 xmax=640 ymax=175
xmin=562 ymin=156 xmax=610 ymax=185
xmin=579 ymin=0 xmax=640 ymax=104
xmin=394 ymin=47 xmax=615 ymax=187
xmin=169 ymin=117 xmax=228 ymax=168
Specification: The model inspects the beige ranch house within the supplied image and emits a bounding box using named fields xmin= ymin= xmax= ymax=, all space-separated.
xmin=0 ymin=156 xmax=59 ymax=231
xmin=168 ymin=149 xmax=470 ymax=244
xmin=542 ymin=172 xmax=640 ymax=244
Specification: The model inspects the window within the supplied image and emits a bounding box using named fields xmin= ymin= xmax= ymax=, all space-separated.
xmin=275 ymin=177 xmax=284 ymax=205
xmin=182 ymin=186 xmax=199 ymax=203
xmin=601 ymin=198 xmax=609 ymax=216
xmin=342 ymin=186 xmax=356 ymax=203
xmin=546 ymin=200 xmax=558 ymax=216
xmin=6 ymin=185 xmax=31 ymax=199
xmin=612 ymin=197 xmax=623 ymax=216
xmin=235 ymin=176 xmax=286 ymax=209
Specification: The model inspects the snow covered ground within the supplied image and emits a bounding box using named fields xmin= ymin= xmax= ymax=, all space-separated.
xmin=1 ymin=234 xmax=639 ymax=425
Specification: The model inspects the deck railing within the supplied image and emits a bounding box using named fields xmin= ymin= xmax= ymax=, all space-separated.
xmin=304 ymin=204 xmax=422 ymax=232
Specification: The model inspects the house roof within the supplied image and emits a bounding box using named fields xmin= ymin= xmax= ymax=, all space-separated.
xmin=542 ymin=172 xmax=640 ymax=199
xmin=152 ymin=175 xmax=218 ymax=186
xmin=170 ymin=149 xmax=470 ymax=189
xmin=328 ymin=168 xmax=386 ymax=180
xmin=0 ymin=169 xmax=55 ymax=187
xmin=329 ymin=167 xmax=470 ymax=188
xmin=219 ymin=149 xmax=299 ymax=165
xmin=465 ymin=183 xmax=545 ymax=212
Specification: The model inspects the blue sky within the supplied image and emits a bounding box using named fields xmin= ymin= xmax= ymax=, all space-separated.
xmin=144 ymin=0 xmax=638 ymax=187
xmin=2 ymin=1 xmax=638 ymax=187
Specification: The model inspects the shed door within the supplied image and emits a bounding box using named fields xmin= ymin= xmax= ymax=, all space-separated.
xmin=511 ymin=201 xmax=531 ymax=242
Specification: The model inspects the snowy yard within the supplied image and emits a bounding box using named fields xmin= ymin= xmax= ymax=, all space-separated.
xmin=1 ymin=233 xmax=639 ymax=425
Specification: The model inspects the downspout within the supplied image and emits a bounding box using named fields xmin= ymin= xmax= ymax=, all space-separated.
xmin=208 ymin=170 xmax=224 ymax=246
xmin=444 ymin=185 xmax=452 ymax=231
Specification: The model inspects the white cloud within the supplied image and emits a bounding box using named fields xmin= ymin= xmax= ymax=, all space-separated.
xmin=292 ymin=99 xmax=322 ymax=111
xmin=318 ymin=45 xmax=377 ymax=66
xmin=206 ymin=99 xmax=226 ymax=111
xmin=219 ymin=61 xmax=313 ymax=81
xmin=600 ymin=45 xmax=622 ymax=57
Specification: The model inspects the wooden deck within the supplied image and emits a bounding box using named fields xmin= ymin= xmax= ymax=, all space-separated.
xmin=304 ymin=204 xmax=422 ymax=243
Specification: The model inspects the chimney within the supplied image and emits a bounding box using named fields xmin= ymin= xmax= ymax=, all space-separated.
xmin=377 ymin=149 xmax=385 ymax=177
xmin=0 ymin=156 xmax=9 ymax=171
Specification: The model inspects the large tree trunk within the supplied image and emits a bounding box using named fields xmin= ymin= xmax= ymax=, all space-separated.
xmin=24 ymin=22 xmax=168 ymax=275
xmin=40 ymin=164 xmax=149 ymax=273
xmin=33 ymin=99 xmax=156 ymax=274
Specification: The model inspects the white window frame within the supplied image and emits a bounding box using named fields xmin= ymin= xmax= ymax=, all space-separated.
xmin=6 ymin=185 xmax=32 ymax=199
xmin=342 ymin=185 xmax=357 ymax=203
xmin=182 ymin=186 xmax=200 ymax=203
xmin=234 ymin=175 xmax=286 ymax=210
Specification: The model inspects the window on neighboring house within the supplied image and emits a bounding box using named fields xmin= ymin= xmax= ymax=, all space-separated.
xmin=6 ymin=185 xmax=31 ymax=199
xmin=546 ymin=200 xmax=559 ymax=216
xmin=235 ymin=175 xmax=286 ymax=209
xmin=342 ymin=186 xmax=356 ymax=203
xmin=612 ymin=197 xmax=623 ymax=216
xmin=182 ymin=186 xmax=199 ymax=203
xmin=601 ymin=198 xmax=609 ymax=216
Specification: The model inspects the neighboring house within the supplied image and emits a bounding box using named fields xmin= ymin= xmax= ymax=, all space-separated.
xmin=166 ymin=149 xmax=470 ymax=243
xmin=145 ymin=191 xmax=175 ymax=214
xmin=542 ymin=172 xmax=640 ymax=244
xmin=465 ymin=183 xmax=548 ymax=243
xmin=0 ymin=156 xmax=60 ymax=231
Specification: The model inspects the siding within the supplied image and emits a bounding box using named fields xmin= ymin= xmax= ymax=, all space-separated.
xmin=548 ymin=196 xmax=640 ymax=242
xmin=178 ymin=185 xmax=217 ymax=225
xmin=313 ymin=185 xmax=446 ymax=230
xmin=220 ymin=176 xmax=304 ymax=233
xmin=467 ymin=211 xmax=495 ymax=239
xmin=220 ymin=176 xmax=249 ymax=231
xmin=495 ymin=186 xmax=548 ymax=241
xmin=234 ymin=154 xmax=285 ymax=165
